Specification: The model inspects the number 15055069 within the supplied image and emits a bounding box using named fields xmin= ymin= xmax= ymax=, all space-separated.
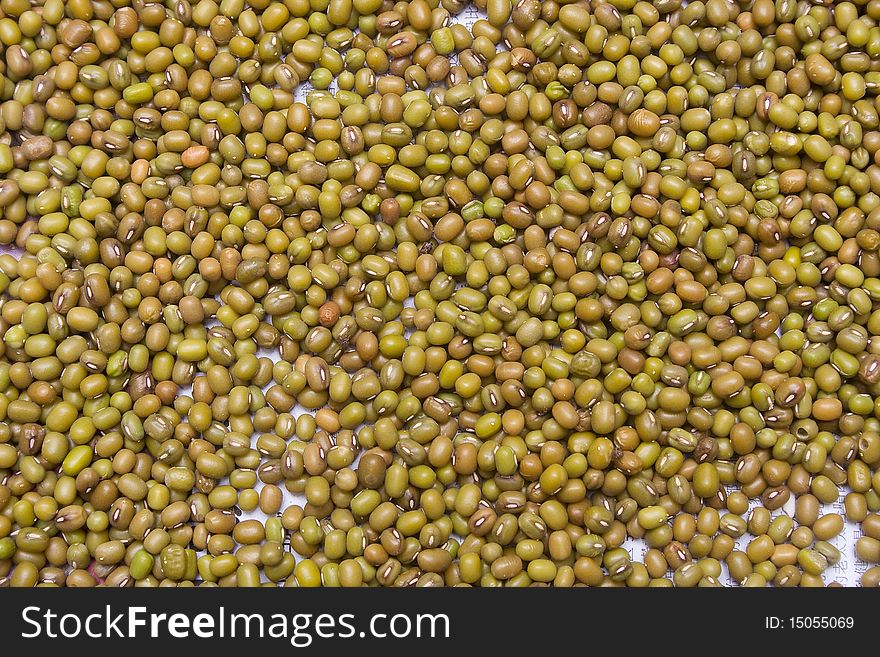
xmin=765 ymin=616 xmax=855 ymax=629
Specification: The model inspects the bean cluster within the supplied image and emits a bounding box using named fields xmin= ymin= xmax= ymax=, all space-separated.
xmin=2 ymin=0 xmax=880 ymax=587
